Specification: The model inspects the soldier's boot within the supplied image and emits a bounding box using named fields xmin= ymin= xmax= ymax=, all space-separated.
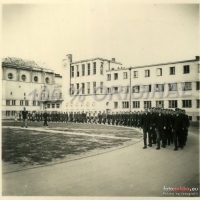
xmin=143 ymin=138 xmax=147 ymax=149
xmin=156 ymin=140 xmax=160 ymax=150
xmin=174 ymin=140 xmax=178 ymax=151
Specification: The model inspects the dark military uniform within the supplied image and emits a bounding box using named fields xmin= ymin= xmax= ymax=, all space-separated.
xmin=148 ymin=109 xmax=156 ymax=146
xmin=141 ymin=110 xmax=150 ymax=149
xmin=155 ymin=110 xmax=164 ymax=150
xmin=172 ymin=110 xmax=184 ymax=151
xmin=43 ymin=111 xmax=48 ymax=126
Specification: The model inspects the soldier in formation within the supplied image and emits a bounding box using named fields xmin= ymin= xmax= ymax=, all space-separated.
xmin=21 ymin=107 xmax=190 ymax=151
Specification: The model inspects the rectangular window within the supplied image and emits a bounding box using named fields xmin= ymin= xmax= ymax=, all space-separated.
xmin=93 ymin=62 xmax=96 ymax=74
xmin=133 ymin=71 xmax=138 ymax=78
xmin=70 ymin=84 xmax=74 ymax=95
xmin=144 ymin=101 xmax=151 ymax=108
xmin=197 ymin=100 xmax=200 ymax=108
xmin=156 ymin=68 xmax=162 ymax=76
xmin=100 ymin=62 xmax=103 ymax=75
xmin=12 ymin=100 xmax=16 ymax=105
xmin=132 ymin=101 xmax=140 ymax=108
xmin=122 ymin=86 xmax=129 ymax=93
xmin=182 ymin=82 xmax=192 ymax=91
xmin=20 ymin=100 xmax=24 ymax=106
xmin=114 ymin=73 xmax=118 ymax=80
xmin=107 ymin=88 xmax=111 ymax=94
xmin=132 ymin=86 xmax=140 ymax=93
xmin=197 ymin=116 xmax=200 ymax=121
xmin=71 ymin=66 xmax=74 ymax=78
xmin=168 ymin=83 xmax=177 ymax=91
xmin=188 ymin=116 xmax=192 ymax=121
xmin=122 ymin=101 xmax=129 ymax=108
xmin=6 ymin=111 xmax=10 ymax=116
xmin=182 ymin=100 xmax=192 ymax=108
xmin=47 ymin=104 xmax=50 ymax=108
xmin=25 ymin=100 xmax=29 ymax=106
xmin=169 ymin=100 xmax=177 ymax=108
xmin=93 ymin=82 xmax=96 ymax=94
xmin=196 ymin=81 xmax=200 ymax=90
xmin=38 ymin=101 xmax=40 ymax=106
xmin=6 ymin=100 xmax=10 ymax=106
xmin=52 ymin=104 xmax=55 ymax=108
xmin=155 ymin=84 xmax=164 ymax=92
xmin=87 ymin=82 xmax=90 ymax=94
xmin=143 ymin=85 xmax=151 ymax=92
xmin=145 ymin=70 xmax=150 ymax=77
xmin=100 ymin=82 xmax=103 ymax=93
xmin=170 ymin=67 xmax=175 ymax=75
xmin=123 ymin=72 xmax=128 ymax=79
xmin=82 ymin=83 xmax=85 ymax=94
xmin=113 ymin=87 xmax=118 ymax=93
xmin=77 ymin=65 xmax=79 ymax=77
xmin=33 ymin=101 xmax=36 ymax=106
xmin=82 ymin=64 xmax=85 ymax=76
xmin=10 ymin=92 xmax=12 ymax=95
xmin=77 ymin=83 xmax=79 ymax=94
xmin=114 ymin=102 xmax=118 ymax=109
xmin=183 ymin=65 xmax=190 ymax=74
xmin=87 ymin=63 xmax=90 ymax=75
xmin=56 ymin=104 xmax=60 ymax=108
xmin=107 ymin=74 xmax=111 ymax=81
xmin=156 ymin=101 xmax=164 ymax=108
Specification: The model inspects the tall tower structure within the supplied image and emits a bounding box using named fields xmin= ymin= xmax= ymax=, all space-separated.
xmin=62 ymin=54 xmax=72 ymax=111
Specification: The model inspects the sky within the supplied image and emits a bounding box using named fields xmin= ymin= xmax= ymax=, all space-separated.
xmin=2 ymin=2 xmax=199 ymax=74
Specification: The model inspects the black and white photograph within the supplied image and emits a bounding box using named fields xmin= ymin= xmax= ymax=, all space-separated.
xmin=1 ymin=1 xmax=199 ymax=197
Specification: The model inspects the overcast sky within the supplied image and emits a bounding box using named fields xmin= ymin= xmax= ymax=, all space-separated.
xmin=2 ymin=2 xmax=199 ymax=74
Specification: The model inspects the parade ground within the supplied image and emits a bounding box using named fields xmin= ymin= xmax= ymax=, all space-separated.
xmin=2 ymin=121 xmax=199 ymax=196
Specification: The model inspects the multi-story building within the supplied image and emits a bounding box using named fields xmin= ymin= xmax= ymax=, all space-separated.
xmin=2 ymin=57 xmax=63 ymax=118
xmin=62 ymin=55 xmax=199 ymax=121
xmin=62 ymin=55 xmax=122 ymax=113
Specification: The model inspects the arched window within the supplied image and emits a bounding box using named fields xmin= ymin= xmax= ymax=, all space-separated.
xmin=21 ymin=75 xmax=26 ymax=81
xmin=8 ymin=73 xmax=13 ymax=79
xmin=45 ymin=77 xmax=49 ymax=84
xmin=34 ymin=76 xmax=38 ymax=82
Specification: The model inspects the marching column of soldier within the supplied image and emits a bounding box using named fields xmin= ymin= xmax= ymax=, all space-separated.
xmin=16 ymin=107 xmax=190 ymax=151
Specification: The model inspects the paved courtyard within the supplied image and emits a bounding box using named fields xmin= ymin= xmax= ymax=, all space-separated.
xmin=2 ymin=121 xmax=199 ymax=196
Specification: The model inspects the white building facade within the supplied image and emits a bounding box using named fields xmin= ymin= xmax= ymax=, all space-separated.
xmin=62 ymin=55 xmax=200 ymax=121
xmin=2 ymin=57 xmax=63 ymax=119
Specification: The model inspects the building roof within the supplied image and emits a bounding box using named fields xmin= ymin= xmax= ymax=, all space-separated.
xmin=130 ymin=56 xmax=199 ymax=69
xmin=71 ymin=57 xmax=122 ymax=65
xmin=106 ymin=56 xmax=200 ymax=72
xmin=2 ymin=57 xmax=54 ymax=73
xmin=55 ymin=73 xmax=62 ymax=78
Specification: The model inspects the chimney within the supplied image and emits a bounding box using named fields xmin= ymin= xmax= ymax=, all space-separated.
xmin=111 ymin=58 xmax=115 ymax=62
xmin=67 ymin=54 xmax=72 ymax=63
xmin=195 ymin=56 xmax=199 ymax=61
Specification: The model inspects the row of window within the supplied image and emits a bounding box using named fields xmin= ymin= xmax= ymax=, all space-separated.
xmin=7 ymin=73 xmax=50 ymax=83
xmin=6 ymin=100 xmax=40 ymax=106
xmin=70 ymin=82 xmax=104 ymax=95
xmin=46 ymin=103 xmax=60 ymax=109
xmin=107 ymin=65 xmax=199 ymax=80
xmin=113 ymin=100 xmax=200 ymax=109
xmin=70 ymin=81 xmax=200 ymax=95
xmin=71 ymin=62 xmax=104 ymax=78
xmin=131 ymin=82 xmax=193 ymax=93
